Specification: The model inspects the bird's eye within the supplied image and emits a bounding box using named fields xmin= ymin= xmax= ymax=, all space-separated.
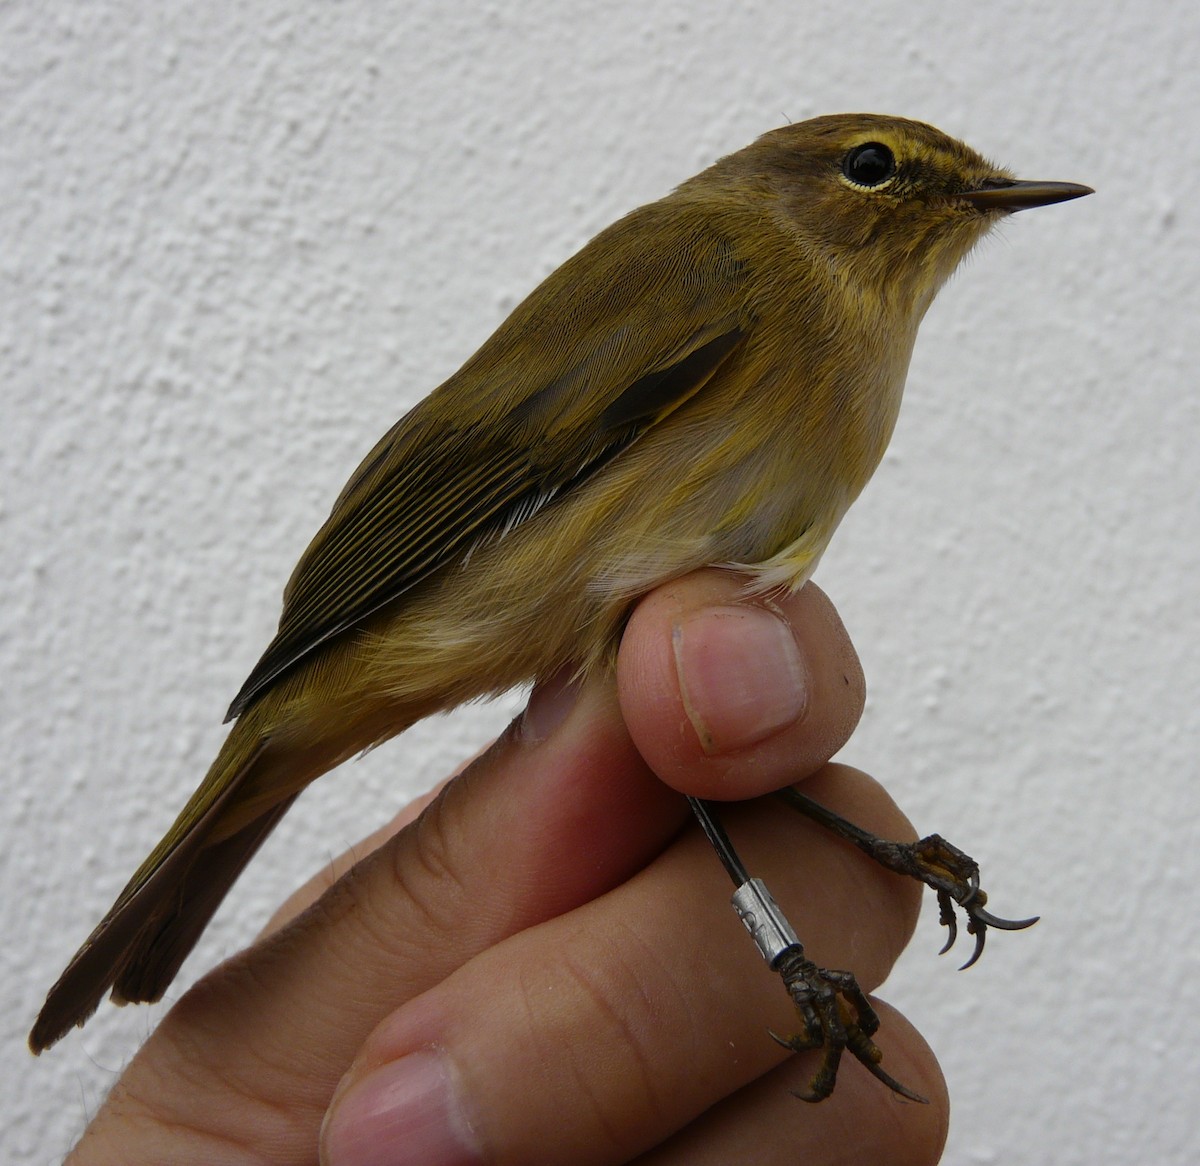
xmin=842 ymin=142 xmax=896 ymax=188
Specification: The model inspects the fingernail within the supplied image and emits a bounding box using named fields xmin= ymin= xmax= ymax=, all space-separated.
xmin=673 ymin=605 xmax=809 ymax=754
xmin=519 ymin=669 xmax=582 ymax=743
xmin=322 ymin=1050 xmax=482 ymax=1166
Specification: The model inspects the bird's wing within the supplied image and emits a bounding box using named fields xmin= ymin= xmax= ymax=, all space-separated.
xmin=226 ymin=201 xmax=750 ymax=718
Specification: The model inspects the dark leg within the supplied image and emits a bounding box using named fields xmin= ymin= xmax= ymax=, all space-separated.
xmin=687 ymin=796 xmax=927 ymax=1103
xmin=774 ymin=786 xmax=1038 ymax=969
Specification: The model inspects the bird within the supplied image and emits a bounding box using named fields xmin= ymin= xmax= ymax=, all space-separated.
xmin=30 ymin=114 xmax=1091 ymax=1075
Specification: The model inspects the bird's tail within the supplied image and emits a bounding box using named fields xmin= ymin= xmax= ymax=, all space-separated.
xmin=29 ymin=713 xmax=289 ymax=1053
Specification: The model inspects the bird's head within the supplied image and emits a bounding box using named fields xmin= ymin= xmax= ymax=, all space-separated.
xmin=700 ymin=113 xmax=1091 ymax=314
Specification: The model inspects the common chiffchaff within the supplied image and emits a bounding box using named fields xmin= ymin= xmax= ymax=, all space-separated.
xmin=31 ymin=115 xmax=1090 ymax=1074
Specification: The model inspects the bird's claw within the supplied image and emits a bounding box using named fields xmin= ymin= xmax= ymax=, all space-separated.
xmin=896 ymin=834 xmax=1038 ymax=968
xmin=771 ymin=946 xmax=928 ymax=1104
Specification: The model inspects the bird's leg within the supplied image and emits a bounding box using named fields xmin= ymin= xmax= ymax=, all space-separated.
xmin=773 ymin=786 xmax=1038 ymax=970
xmin=687 ymin=797 xmax=926 ymax=1103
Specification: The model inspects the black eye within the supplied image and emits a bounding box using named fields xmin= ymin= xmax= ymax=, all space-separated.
xmin=843 ymin=142 xmax=896 ymax=187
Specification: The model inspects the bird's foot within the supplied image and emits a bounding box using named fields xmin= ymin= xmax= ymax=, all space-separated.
xmin=774 ymin=788 xmax=1038 ymax=968
xmin=770 ymin=947 xmax=927 ymax=1103
xmin=861 ymin=832 xmax=1038 ymax=969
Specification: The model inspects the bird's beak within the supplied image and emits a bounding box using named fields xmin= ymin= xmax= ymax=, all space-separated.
xmin=959 ymin=179 xmax=1094 ymax=212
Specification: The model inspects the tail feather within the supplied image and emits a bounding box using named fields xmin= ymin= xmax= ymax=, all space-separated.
xmin=111 ymin=793 xmax=298 ymax=1006
xmin=29 ymin=728 xmax=276 ymax=1053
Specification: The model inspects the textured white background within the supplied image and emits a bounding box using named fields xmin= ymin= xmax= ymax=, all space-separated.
xmin=3 ymin=2 xmax=1197 ymax=1162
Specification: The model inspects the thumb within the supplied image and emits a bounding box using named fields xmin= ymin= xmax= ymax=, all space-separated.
xmin=618 ymin=573 xmax=866 ymax=800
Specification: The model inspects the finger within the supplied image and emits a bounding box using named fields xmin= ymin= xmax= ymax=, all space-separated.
xmin=632 ymin=1001 xmax=948 ymax=1166
xmin=618 ymin=574 xmax=865 ymax=799
xmin=73 ymin=673 xmax=685 ymax=1163
xmin=322 ymin=765 xmax=923 ymax=1166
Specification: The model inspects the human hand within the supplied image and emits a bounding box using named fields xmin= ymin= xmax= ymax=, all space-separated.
xmin=66 ymin=572 xmax=947 ymax=1165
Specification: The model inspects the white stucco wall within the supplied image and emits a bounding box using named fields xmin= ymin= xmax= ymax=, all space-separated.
xmin=3 ymin=2 xmax=1196 ymax=1161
